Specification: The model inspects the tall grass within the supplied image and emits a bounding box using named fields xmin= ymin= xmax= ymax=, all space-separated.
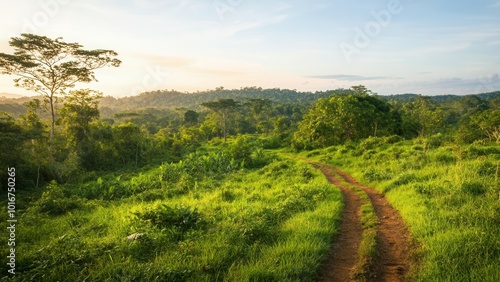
xmin=307 ymin=137 xmax=500 ymax=281
xmin=0 ymin=153 xmax=343 ymax=281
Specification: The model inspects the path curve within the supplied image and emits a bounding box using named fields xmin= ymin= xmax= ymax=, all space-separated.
xmin=310 ymin=161 xmax=413 ymax=282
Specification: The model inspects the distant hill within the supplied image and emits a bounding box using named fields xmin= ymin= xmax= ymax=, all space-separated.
xmin=1 ymin=88 xmax=499 ymax=117
xmin=98 ymin=88 xmax=349 ymax=111
xmin=0 ymin=93 xmax=24 ymax=99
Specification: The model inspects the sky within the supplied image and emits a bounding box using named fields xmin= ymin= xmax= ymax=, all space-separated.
xmin=1 ymin=0 xmax=499 ymax=97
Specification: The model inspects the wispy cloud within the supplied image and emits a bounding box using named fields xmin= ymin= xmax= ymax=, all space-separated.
xmin=306 ymin=74 xmax=401 ymax=81
xmin=392 ymin=74 xmax=500 ymax=95
xmin=206 ymin=14 xmax=288 ymax=38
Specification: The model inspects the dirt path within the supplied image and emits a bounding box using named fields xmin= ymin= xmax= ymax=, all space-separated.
xmin=312 ymin=163 xmax=363 ymax=282
xmin=310 ymin=161 xmax=412 ymax=282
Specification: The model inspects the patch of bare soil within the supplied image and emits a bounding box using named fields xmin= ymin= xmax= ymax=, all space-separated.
xmin=310 ymin=161 xmax=413 ymax=282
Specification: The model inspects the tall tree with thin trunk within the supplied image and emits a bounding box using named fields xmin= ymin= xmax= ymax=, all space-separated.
xmin=201 ymin=99 xmax=240 ymax=142
xmin=0 ymin=33 xmax=121 ymax=139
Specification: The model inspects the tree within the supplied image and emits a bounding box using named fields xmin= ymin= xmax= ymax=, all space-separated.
xmin=244 ymin=98 xmax=272 ymax=133
xmin=201 ymin=99 xmax=240 ymax=142
xmin=184 ymin=110 xmax=199 ymax=125
xmin=293 ymin=88 xmax=398 ymax=149
xmin=350 ymin=84 xmax=373 ymax=96
xmin=20 ymin=99 xmax=47 ymax=188
xmin=472 ymin=110 xmax=500 ymax=143
xmin=0 ymin=33 xmax=121 ymax=139
xmin=401 ymin=96 xmax=443 ymax=138
xmin=59 ymin=89 xmax=102 ymax=167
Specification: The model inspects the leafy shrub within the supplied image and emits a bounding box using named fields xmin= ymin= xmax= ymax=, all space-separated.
xmin=435 ymin=153 xmax=457 ymax=164
xmin=229 ymin=135 xmax=254 ymax=164
xmin=135 ymin=189 xmax=166 ymax=201
xmin=412 ymin=145 xmax=424 ymax=151
xmin=260 ymin=134 xmax=283 ymax=149
xmin=463 ymin=145 xmax=500 ymax=159
xmin=383 ymin=135 xmax=403 ymax=144
xmin=251 ymin=148 xmax=269 ymax=168
xmin=297 ymin=165 xmax=315 ymax=180
xmin=424 ymin=133 xmax=446 ymax=148
xmin=234 ymin=211 xmax=278 ymax=245
xmin=477 ymin=161 xmax=498 ymax=176
xmin=363 ymin=168 xmax=392 ymax=181
xmin=76 ymin=175 xmax=134 ymax=200
xmin=360 ymin=137 xmax=383 ymax=150
xmin=135 ymin=204 xmax=204 ymax=232
xmin=262 ymin=160 xmax=290 ymax=177
xmin=37 ymin=181 xmax=82 ymax=215
xmin=362 ymin=149 xmax=377 ymax=160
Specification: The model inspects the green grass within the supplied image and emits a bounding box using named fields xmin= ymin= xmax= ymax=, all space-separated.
xmin=302 ymin=137 xmax=500 ymax=281
xmin=0 ymin=153 xmax=343 ymax=281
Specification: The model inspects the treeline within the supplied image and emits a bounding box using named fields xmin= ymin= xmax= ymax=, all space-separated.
xmin=2 ymin=84 xmax=499 ymax=191
xmin=0 ymin=87 xmax=315 ymax=190
xmin=293 ymin=86 xmax=500 ymax=149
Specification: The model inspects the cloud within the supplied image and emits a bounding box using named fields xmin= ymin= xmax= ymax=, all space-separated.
xmin=131 ymin=0 xmax=188 ymax=10
xmin=394 ymin=74 xmax=500 ymax=95
xmin=207 ymin=14 xmax=288 ymax=38
xmin=306 ymin=74 xmax=400 ymax=81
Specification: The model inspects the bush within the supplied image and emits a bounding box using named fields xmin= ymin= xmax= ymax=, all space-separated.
xmin=424 ymin=133 xmax=446 ymax=149
xmin=383 ymin=135 xmax=403 ymax=144
xmin=261 ymin=134 xmax=283 ymax=149
xmin=363 ymin=168 xmax=392 ymax=181
xmin=37 ymin=181 xmax=82 ymax=215
xmin=477 ymin=161 xmax=498 ymax=176
xmin=135 ymin=204 xmax=204 ymax=232
xmin=434 ymin=153 xmax=457 ymax=164
xmin=360 ymin=137 xmax=383 ymax=150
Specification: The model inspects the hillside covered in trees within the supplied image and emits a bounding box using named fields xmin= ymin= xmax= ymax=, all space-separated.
xmin=1 ymin=85 xmax=500 ymax=188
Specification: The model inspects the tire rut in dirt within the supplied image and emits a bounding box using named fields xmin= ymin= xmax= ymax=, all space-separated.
xmin=331 ymin=167 xmax=412 ymax=282
xmin=312 ymin=163 xmax=363 ymax=282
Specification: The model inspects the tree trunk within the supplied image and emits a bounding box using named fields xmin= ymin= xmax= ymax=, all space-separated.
xmin=49 ymin=94 xmax=55 ymax=140
xmin=222 ymin=113 xmax=227 ymax=142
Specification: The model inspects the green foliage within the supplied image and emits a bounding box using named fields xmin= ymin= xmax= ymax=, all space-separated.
xmin=302 ymin=140 xmax=500 ymax=281
xmin=293 ymin=88 xmax=400 ymax=149
xmin=36 ymin=181 xmax=82 ymax=215
xmin=4 ymin=155 xmax=343 ymax=281
xmin=134 ymin=204 xmax=204 ymax=232
xmin=0 ymin=33 xmax=120 ymax=138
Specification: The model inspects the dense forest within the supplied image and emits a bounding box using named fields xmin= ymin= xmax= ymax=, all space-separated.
xmin=1 ymin=85 xmax=500 ymax=189
xmin=1 ymin=34 xmax=499 ymax=281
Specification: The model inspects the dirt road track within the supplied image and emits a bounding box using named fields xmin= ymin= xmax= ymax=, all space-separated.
xmin=310 ymin=162 xmax=413 ymax=282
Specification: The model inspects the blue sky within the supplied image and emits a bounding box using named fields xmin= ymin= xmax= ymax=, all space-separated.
xmin=1 ymin=0 xmax=499 ymax=97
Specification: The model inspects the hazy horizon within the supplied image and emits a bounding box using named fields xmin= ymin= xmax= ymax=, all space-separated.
xmin=1 ymin=0 xmax=500 ymax=97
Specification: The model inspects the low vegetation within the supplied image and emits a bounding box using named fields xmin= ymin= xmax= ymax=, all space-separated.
xmin=304 ymin=136 xmax=500 ymax=281
xmin=0 ymin=149 xmax=343 ymax=281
